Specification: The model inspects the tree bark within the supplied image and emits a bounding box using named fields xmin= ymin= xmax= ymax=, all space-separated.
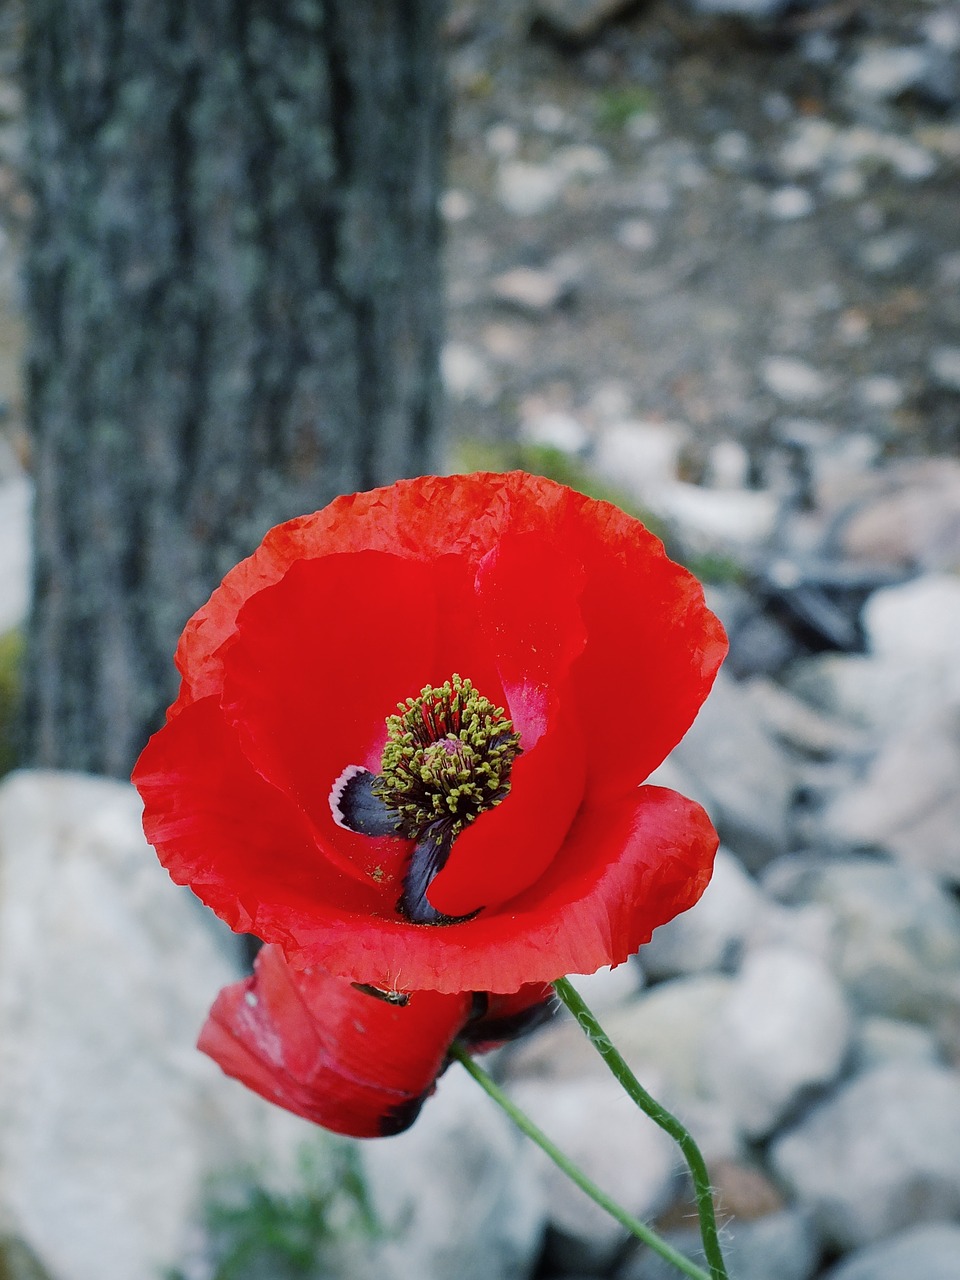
xmin=20 ymin=0 xmax=447 ymax=776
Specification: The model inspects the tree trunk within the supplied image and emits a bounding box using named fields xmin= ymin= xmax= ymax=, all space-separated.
xmin=20 ymin=0 xmax=447 ymax=777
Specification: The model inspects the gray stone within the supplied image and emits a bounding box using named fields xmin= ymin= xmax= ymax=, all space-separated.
xmin=857 ymin=230 xmax=919 ymax=277
xmin=823 ymin=1223 xmax=960 ymax=1280
xmin=851 ymin=1016 xmax=941 ymax=1073
xmin=762 ymin=855 xmax=960 ymax=1023
xmin=686 ymin=0 xmax=788 ymax=20
xmin=823 ymin=704 xmax=960 ymax=885
xmin=591 ymin=419 xmax=689 ymax=501
xmin=826 ymin=458 xmax=960 ymax=573
xmin=519 ymin=409 xmax=591 ymax=455
xmin=847 ymin=45 xmax=931 ymax=100
xmin=620 ymin=1210 xmax=818 ymax=1280
xmin=0 ymin=475 xmax=30 ymax=634
xmin=768 ymin=186 xmax=815 ymax=220
xmin=648 ymin=483 xmax=780 ymax=554
xmin=364 ymin=1066 xmax=546 ymax=1280
xmin=534 ymin=0 xmax=636 ymax=40
xmin=0 ymin=771 xmax=304 ymax=1280
xmin=491 ymin=265 xmax=573 ymax=314
xmin=509 ymin=1074 xmax=677 ymax=1271
xmin=566 ymin=960 xmax=644 ymax=1012
xmin=441 ymin=342 xmax=499 ymax=405
xmin=642 ymin=848 xmax=766 ymax=980
xmin=657 ymin=670 xmax=797 ymax=870
xmin=497 ymin=161 xmax=566 ymax=217
xmin=761 ymin=357 xmax=831 ymax=404
xmin=770 ymin=1064 xmax=960 ymax=1249
xmin=930 ymin=346 xmax=960 ymax=392
xmin=702 ymin=947 xmax=851 ymax=1139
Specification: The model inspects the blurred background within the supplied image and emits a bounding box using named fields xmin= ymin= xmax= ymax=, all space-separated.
xmin=0 ymin=0 xmax=958 ymax=1277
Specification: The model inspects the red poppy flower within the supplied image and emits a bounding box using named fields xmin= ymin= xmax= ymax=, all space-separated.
xmin=134 ymin=472 xmax=726 ymax=995
xmin=200 ymin=944 xmax=552 ymax=1137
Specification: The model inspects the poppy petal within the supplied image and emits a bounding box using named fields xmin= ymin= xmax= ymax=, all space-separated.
xmin=133 ymin=696 xmax=384 ymax=932
xmin=199 ymin=945 xmax=473 ymax=1137
xmin=278 ymin=785 xmax=719 ymax=995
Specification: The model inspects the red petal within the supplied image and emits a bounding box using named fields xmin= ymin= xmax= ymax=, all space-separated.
xmin=279 ymin=785 xmax=719 ymax=995
xmin=425 ymin=700 xmax=585 ymax=917
xmin=133 ymin=697 xmax=387 ymax=935
xmin=570 ymin=498 xmax=728 ymax=798
xmin=199 ymin=945 xmax=472 ymax=1137
xmin=170 ymin=473 xmax=581 ymax=713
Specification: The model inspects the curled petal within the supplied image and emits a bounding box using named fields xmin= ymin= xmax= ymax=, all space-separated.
xmin=199 ymin=946 xmax=473 ymax=1138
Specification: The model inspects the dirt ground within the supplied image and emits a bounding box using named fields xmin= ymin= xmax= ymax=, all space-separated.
xmin=442 ymin=0 xmax=960 ymax=471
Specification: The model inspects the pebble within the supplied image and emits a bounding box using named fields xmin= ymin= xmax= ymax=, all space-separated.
xmin=496 ymin=161 xmax=566 ymax=217
xmin=768 ymin=186 xmax=815 ymax=220
xmin=364 ymin=1066 xmax=546 ymax=1280
xmin=702 ymin=946 xmax=851 ymax=1139
xmin=440 ymin=342 xmax=499 ymax=405
xmin=846 ymin=45 xmax=931 ymax=100
xmin=930 ymin=346 xmax=960 ymax=391
xmin=822 ymin=1223 xmax=960 ymax=1280
xmin=642 ymin=848 xmax=766 ymax=980
xmin=864 ymin=574 xmax=960 ymax=664
xmin=490 ymin=265 xmax=572 ymax=314
xmin=508 ymin=1075 xmax=677 ymax=1271
xmin=615 ymin=218 xmax=658 ymax=253
xmin=856 ymin=230 xmax=918 ymax=276
xmin=761 ymin=357 xmax=831 ymax=404
xmin=620 ymin=1210 xmax=819 ymax=1280
xmin=519 ymin=408 xmax=591 ymax=455
xmin=770 ymin=1063 xmax=960 ymax=1250
xmin=762 ymin=855 xmax=960 ymax=1023
xmin=659 ymin=670 xmax=797 ymax=870
xmin=591 ymin=419 xmax=688 ymax=499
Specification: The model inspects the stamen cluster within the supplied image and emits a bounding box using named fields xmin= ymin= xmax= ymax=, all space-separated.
xmin=375 ymin=675 xmax=521 ymax=838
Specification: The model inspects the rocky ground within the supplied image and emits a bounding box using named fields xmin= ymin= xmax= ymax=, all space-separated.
xmin=0 ymin=2 xmax=959 ymax=1280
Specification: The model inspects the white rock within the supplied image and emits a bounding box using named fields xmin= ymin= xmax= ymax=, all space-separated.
xmin=847 ymin=45 xmax=930 ymax=100
xmin=658 ymin=670 xmax=797 ymax=869
xmin=649 ymin=483 xmax=780 ymax=551
xmin=0 ymin=771 xmax=302 ymax=1280
xmin=824 ymin=1223 xmax=960 ymax=1280
xmin=0 ymin=475 xmax=31 ymax=634
xmin=485 ymin=122 xmax=520 ymax=159
xmin=551 ymin=144 xmax=612 ymax=180
xmin=496 ymin=161 xmax=566 ymax=217
xmin=363 ymin=1066 xmax=545 ymax=1280
xmin=616 ymin=218 xmax=658 ymax=253
xmin=930 ymin=345 xmax=960 ymax=391
xmin=864 ymin=574 xmax=960 ymax=665
xmin=855 ymin=374 xmax=905 ymax=411
xmin=642 ymin=848 xmax=766 ymax=979
xmin=519 ymin=409 xmax=590 ymax=455
xmin=566 ymin=961 xmax=643 ymax=1012
xmin=779 ymin=119 xmax=839 ymax=177
xmin=705 ymin=439 xmax=751 ymax=490
xmin=441 ymin=342 xmax=498 ymax=406
xmin=823 ymin=705 xmax=960 ymax=884
xmin=702 ymin=947 xmax=851 ymax=1140
xmin=439 ymin=189 xmax=474 ymax=222
xmin=507 ymin=1075 xmax=678 ymax=1269
xmin=491 ymin=265 xmax=570 ymax=314
xmin=761 ymin=357 xmax=831 ymax=404
xmin=591 ymin=419 xmax=689 ymax=499
xmin=770 ymin=1064 xmax=960 ymax=1250
xmin=768 ymin=186 xmax=815 ymax=220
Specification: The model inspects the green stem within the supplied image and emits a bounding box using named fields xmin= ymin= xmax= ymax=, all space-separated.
xmin=553 ymin=976 xmax=729 ymax=1280
xmin=450 ymin=1044 xmax=713 ymax=1280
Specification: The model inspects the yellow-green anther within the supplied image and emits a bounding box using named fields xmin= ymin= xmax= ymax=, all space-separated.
xmin=374 ymin=674 xmax=521 ymax=838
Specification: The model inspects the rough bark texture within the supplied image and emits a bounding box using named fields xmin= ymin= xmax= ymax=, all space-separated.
xmin=21 ymin=0 xmax=447 ymax=776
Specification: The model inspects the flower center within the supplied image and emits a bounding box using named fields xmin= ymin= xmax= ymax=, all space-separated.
xmin=375 ymin=675 xmax=521 ymax=841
